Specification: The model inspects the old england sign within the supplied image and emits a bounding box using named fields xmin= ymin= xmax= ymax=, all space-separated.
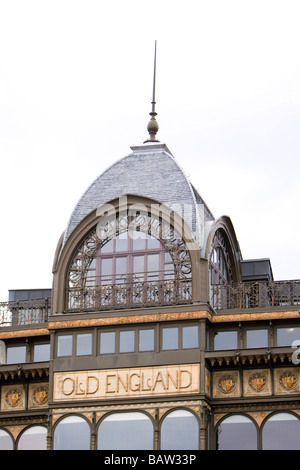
xmin=53 ymin=364 xmax=200 ymax=401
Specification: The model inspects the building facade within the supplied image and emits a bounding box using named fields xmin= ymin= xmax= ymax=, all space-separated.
xmin=0 ymin=141 xmax=300 ymax=450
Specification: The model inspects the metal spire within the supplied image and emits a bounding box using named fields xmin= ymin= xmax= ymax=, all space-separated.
xmin=145 ymin=40 xmax=159 ymax=143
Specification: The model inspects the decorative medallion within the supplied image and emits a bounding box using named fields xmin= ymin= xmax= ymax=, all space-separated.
xmin=279 ymin=372 xmax=297 ymax=391
xmin=5 ymin=388 xmax=22 ymax=407
xmin=32 ymin=385 xmax=49 ymax=405
xmin=248 ymin=372 xmax=267 ymax=392
xmin=218 ymin=374 xmax=235 ymax=394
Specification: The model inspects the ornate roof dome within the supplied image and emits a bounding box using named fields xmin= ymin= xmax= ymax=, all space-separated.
xmin=63 ymin=142 xmax=214 ymax=249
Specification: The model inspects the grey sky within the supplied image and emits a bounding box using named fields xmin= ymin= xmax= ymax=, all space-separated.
xmin=0 ymin=0 xmax=299 ymax=299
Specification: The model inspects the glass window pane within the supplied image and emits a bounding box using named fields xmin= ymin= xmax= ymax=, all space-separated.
xmin=147 ymin=254 xmax=159 ymax=281
xmin=116 ymin=257 xmax=127 ymax=284
xmin=246 ymin=329 xmax=268 ymax=348
xmin=57 ymin=335 xmax=72 ymax=357
xmin=98 ymin=412 xmax=153 ymax=450
xmin=214 ymin=331 xmax=237 ymax=350
xmin=161 ymin=410 xmax=199 ymax=450
xmin=101 ymin=239 xmax=114 ymax=253
xmin=18 ymin=426 xmax=47 ymax=450
xmin=182 ymin=326 xmax=198 ymax=349
xmin=162 ymin=327 xmax=178 ymax=350
xmin=147 ymin=235 xmax=160 ymax=249
xmin=218 ymin=415 xmax=257 ymax=450
xmin=100 ymin=332 xmax=115 ymax=354
xmin=120 ymin=331 xmax=135 ymax=353
xmin=277 ymin=327 xmax=300 ymax=346
xmin=0 ymin=429 xmax=14 ymax=450
xmin=263 ymin=413 xmax=300 ymax=450
xmin=34 ymin=344 xmax=50 ymax=362
xmin=132 ymin=231 xmax=146 ymax=251
xmin=54 ymin=416 xmax=90 ymax=450
xmin=76 ymin=333 xmax=92 ymax=356
xmin=6 ymin=346 xmax=26 ymax=364
xmin=139 ymin=329 xmax=154 ymax=351
xmin=115 ymin=233 xmax=128 ymax=252
xmin=101 ymin=258 xmax=113 ymax=274
xmin=133 ymin=256 xmax=145 ymax=275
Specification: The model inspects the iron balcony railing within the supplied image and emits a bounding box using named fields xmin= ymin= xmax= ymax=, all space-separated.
xmin=1 ymin=280 xmax=299 ymax=326
xmin=0 ymin=298 xmax=50 ymax=327
xmin=211 ymin=280 xmax=300 ymax=310
xmin=66 ymin=276 xmax=193 ymax=312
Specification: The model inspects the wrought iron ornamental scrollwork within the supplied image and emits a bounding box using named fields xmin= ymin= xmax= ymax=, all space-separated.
xmin=211 ymin=280 xmax=300 ymax=310
xmin=66 ymin=212 xmax=193 ymax=312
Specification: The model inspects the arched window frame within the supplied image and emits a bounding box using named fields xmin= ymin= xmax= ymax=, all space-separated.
xmin=66 ymin=210 xmax=192 ymax=312
xmin=53 ymin=414 xmax=91 ymax=450
xmin=209 ymin=229 xmax=233 ymax=286
xmin=160 ymin=407 xmax=200 ymax=450
xmin=97 ymin=410 xmax=154 ymax=450
xmin=261 ymin=411 xmax=300 ymax=450
xmin=0 ymin=427 xmax=14 ymax=450
xmin=215 ymin=413 xmax=258 ymax=450
xmin=17 ymin=425 xmax=47 ymax=450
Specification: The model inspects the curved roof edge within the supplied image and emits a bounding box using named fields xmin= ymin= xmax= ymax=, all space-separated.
xmin=62 ymin=142 xmax=214 ymax=249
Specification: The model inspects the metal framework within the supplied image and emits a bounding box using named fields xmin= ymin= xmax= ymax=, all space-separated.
xmin=211 ymin=279 xmax=300 ymax=310
xmin=66 ymin=212 xmax=193 ymax=312
xmin=0 ymin=299 xmax=50 ymax=327
xmin=209 ymin=229 xmax=233 ymax=285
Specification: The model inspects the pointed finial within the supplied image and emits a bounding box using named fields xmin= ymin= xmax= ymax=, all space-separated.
xmin=144 ymin=40 xmax=159 ymax=143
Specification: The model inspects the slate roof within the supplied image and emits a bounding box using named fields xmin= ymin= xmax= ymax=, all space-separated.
xmin=63 ymin=142 xmax=214 ymax=248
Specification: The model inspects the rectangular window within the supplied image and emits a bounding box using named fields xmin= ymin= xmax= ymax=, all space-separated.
xmin=246 ymin=329 xmax=268 ymax=348
xmin=214 ymin=331 xmax=238 ymax=350
xmin=147 ymin=254 xmax=159 ymax=281
xmin=76 ymin=333 xmax=92 ymax=356
xmin=162 ymin=327 xmax=178 ymax=350
xmin=115 ymin=233 xmax=128 ymax=252
xmin=132 ymin=231 xmax=146 ymax=251
xmin=100 ymin=331 xmax=115 ymax=354
xmin=182 ymin=326 xmax=199 ymax=349
xmin=119 ymin=330 xmax=135 ymax=353
xmin=139 ymin=329 xmax=155 ymax=351
xmin=57 ymin=335 xmax=73 ymax=357
xmin=6 ymin=346 xmax=26 ymax=364
xmin=277 ymin=327 xmax=300 ymax=346
xmin=33 ymin=344 xmax=50 ymax=362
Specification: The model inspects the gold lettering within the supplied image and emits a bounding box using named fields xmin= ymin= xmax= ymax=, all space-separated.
xmin=179 ymin=370 xmax=192 ymax=389
xmin=87 ymin=376 xmax=99 ymax=395
xmin=106 ymin=374 xmax=116 ymax=393
xmin=152 ymin=371 xmax=167 ymax=391
xmin=75 ymin=377 xmax=85 ymax=395
xmin=55 ymin=365 xmax=198 ymax=401
xmin=117 ymin=374 xmax=129 ymax=393
xmin=62 ymin=377 xmax=74 ymax=396
xmin=141 ymin=373 xmax=152 ymax=391
xmin=129 ymin=373 xmax=140 ymax=392
xmin=166 ymin=370 xmax=179 ymax=390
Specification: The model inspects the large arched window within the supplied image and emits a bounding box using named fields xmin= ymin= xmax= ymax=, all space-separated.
xmin=0 ymin=429 xmax=14 ymax=450
xmin=67 ymin=212 xmax=192 ymax=312
xmin=217 ymin=414 xmax=257 ymax=450
xmin=97 ymin=412 xmax=153 ymax=450
xmin=160 ymin=409 xmax=199 ymax=450
xmin=53 ymin=415 xmax=91 ymax=450
xmin=262 ymin=412 xmax=300 ymax=450
xmin=17 ymin=426 xmax=47 ymax=450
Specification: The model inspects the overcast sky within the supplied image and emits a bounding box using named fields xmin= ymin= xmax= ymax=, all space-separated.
xmin=0 ymin=0 xmax=299 ymax=300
